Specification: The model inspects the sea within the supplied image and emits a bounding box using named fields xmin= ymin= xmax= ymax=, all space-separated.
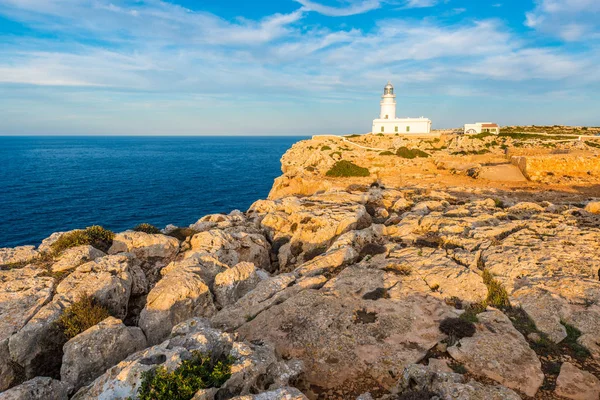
xmin=0 ymin=136 xmax=307 ymax=248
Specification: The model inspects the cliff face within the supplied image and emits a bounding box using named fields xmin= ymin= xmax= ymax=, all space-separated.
xmin=1 ymin=134 xmax=600 ymax=400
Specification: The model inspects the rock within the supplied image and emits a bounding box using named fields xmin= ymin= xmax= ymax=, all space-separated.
xmin=507 ymin=202 xmax=544 ymax=214
xmin=397 ymin=364 xmax=521 ymax=400
xmin=0 ymin=246 xmax=38 ymax=266
xmin=512 ymin=288 xmax=568 ymax=343
xmin=8 ymin=300 xmax=68 ymax=379
xmin=0 ymin=377 xmax=68 ymax=400
xmin=60 ymin=317 xmax=147 ymax=393
xmin=139 ymin=268 xmax=216 ymax=345
xmin=52 ymin=245 xmax=106 ymax=272
xmin=0 ymin=266 xmax=55 ymax=389
xmin=427 ymin=358 xmax=453 ymax=374
xmin=108 ymin=231 xmax=180 ymax=284
xmin=585 ymin=201 xmax=600 ymax=214
xmin=237 ymin=265 xmax=455 ymax=390
xmin=162 ymin=253 xmax=228 ymax=287
xmin=213 ymin=262 xmax=262 ymax=308
xmin=555 ymin=362 xmax=600 ymax=400
xmin=447 ymin=310 xmax=544 ymax=397
xmin=189 ymin=230 xmax=271 ymax=269
xmin=55 ymin=254 xmax=134 ymax=318
xmin=229 ymin=388 xmax=308 ymax=400
xmin=73 ymin=319 xmax=297 ymax=400
xmin=295 ymin=246 xmax=358 ymax=277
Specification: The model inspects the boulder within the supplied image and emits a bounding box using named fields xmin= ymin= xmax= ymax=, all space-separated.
xmin=60 ymin=317 xmax=147 ymax=393
xmin=229 ymin=388 xmax=308 ymax=400
xmin=584 ymin=201 xmax=600 ymax=215
xmin=213 ymin=262 xmax=262 ymax=308
xmin=55 ymin=254 xmax=134 ymax=318
xmin=51 ymin=245 xmax=106 ymax=272
xmin=555 ymin=362 xmax=600 ymax=400
xmin=162 ymin=253 xmax=228 ymax=287
xmin=447 ymin=310 xmax=544 ymax=397
xmin=0 ymin=246 xmax=38 ymax=266
xmin=139 ymin=268 xmax=216 ymax=345
xmin=0 ymin=377 xmax=68 ymax=400
xmin=108 ymin=231 xmax=180 ymax=259
xmin=396 ymin=364 xmax=521 ymax=400
xmin=189 ymin=230 xmax=271 ymax=269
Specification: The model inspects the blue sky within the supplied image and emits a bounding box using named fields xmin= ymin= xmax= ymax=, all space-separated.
xmin=0 ymin=0 xmax=598 ymax=135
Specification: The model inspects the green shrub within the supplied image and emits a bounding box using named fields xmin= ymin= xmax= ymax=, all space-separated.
xmin=325 ymin=160 xmax=370 ymax=177
xmin=561 ymin=322 xmax=591 ymax=359
xmin=50 ymin=225 xmax=115 ymax=255
xmin=133 ymin=223 xmax=162 ymax=234
xmin=320 ymin=145 xmax=332 ymax=151
xmin=396 ymin=147 xmax=430 ymax=159
xmin=439 ymin=317 xmax=476 ymax=339
xmin=379 ymin=150 xmax=395 ymax=156
xmin=345 ymin=134 xmax=361 ymax=138
xmin=56 ymin=295 xmax=110 ymax=339
xmin=482 ymin=270 xmax=510 ymax=309
xmin=329 ymin=151 xmax=342 ymax=159
xmin=585 ymin=140 xmax=600 ymax=149
xmin=137 ymin=352 xmax=234 ymax=400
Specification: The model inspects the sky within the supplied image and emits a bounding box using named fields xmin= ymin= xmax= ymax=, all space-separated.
xmin=0 ymin=0 xmax=598 ymax=135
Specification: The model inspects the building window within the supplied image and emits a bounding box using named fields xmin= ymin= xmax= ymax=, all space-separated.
xmin=395 ymin=126 xmax=398 ymax=132
xmin=385 ymin=115 xmax=389 ymax=119
xmin=406 ymin=126 xmax=410 ymax=132
xmin=381 ymin=126 xmax=384 ymax=133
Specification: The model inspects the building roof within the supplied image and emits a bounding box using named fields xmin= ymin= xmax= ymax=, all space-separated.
xmin=385 ymin=81 xmax=394 ymax=89
xmin=481 ymin=123 xmax=499 ymax=128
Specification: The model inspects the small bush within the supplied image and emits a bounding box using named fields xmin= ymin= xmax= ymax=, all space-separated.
xmin=379 ymin=150 xmax=395 ymax=156
xmin=345 ymin=134 xmax=361 ymax=138
xmin=359 ymin=243 xmax=387 ymax=260
xmin=325 ymin=160 xmax=370 ymax=177
xmin=321 ymin=145 xmax=332 ymax=151
xmin=482 ymin=270 xmax=510 ymax=309
xmin=56 ymin=295 xmax=110 ymax=339
xmin=133 ymin=223 xmax=162 ymax=234
xmin=396 ymin=147 xmax=430 ymax=159
xmin=50 ymin=226 xmax=115 ymax=255
xmin=561 ymin=321 xmax=591 ymax=359
xmin=439 ymin=317 xmax=476 ymax=339
xmin=137 ymin=352 xmax=234 ymax=400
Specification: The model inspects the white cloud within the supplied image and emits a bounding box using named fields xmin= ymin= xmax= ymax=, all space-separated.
xmin=404 ymin=0 xmax=438 ymax=8
xmin=525 ymin=0 xmax=600 ymax=41
xmin=294 ymin=0 xmax=382 ymax=16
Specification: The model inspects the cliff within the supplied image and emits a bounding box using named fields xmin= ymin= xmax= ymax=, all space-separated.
xmin=1 ymin=133 xmax=600 ymax=400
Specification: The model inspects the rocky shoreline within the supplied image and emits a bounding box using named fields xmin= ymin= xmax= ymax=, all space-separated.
xmin=1 ymin=134 xmax=600 ymax=400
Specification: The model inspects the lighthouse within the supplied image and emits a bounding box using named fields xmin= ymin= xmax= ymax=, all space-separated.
xmin=380 ymin=82 xmax=396 ymax=120
xmin=372 ymin=82 xmax=432 ymax=135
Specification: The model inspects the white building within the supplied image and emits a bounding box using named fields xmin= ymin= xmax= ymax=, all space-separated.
xmin=464 ymin=122 xmax=500 ymax=135
xmin=372 ymin=82 xmax=432 ymax=135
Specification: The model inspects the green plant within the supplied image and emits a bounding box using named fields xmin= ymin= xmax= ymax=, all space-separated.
xmin=50 ymin=226 xmax=115 ymax=255
xmin=329 ymin=151 xmax=342 ymax=159
xmin=379 ymin=150 xmax=395 ymax=156
xmin=482 ymin=270 xmax=510 ymax=309
xmin=585 ymin=141 xmax=600 ymax=149
xmin=325 ymin=160 xmax=370 ymax=177
xmin=320 ymin=145 xmax=332 ymax=151
xmin=439 ymin=317 xmax=476 ymax=340
xmin=561 ymin=322 xmax=591 ymax=359
xmin=133 ymin=223 xmax=162 ymax=234
xmin=136 ymin=352 xmax=234 ymax=400
xmin=345 ymin=134 xmax=361 ymax=138
xmin=396 ymin=147 xmax=430 ymax=159
xmin=459 ymin=302 xmax=487 ymax=323
xmin=56 ymin=295 xmax=110 ymax=339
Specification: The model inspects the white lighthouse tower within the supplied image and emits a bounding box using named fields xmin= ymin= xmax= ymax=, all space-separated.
xmin=380 ymin=82 xmax=396 ymax=120
xmin=372 ymin=81 xmax=432 ymax=135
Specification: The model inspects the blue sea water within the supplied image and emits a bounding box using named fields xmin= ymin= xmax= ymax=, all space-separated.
xmin=0 ymin=136 xmax=306 ymax=248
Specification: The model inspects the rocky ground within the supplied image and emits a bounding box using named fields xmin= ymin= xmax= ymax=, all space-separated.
xmin=1 ymin=133 xmax=600 ymax=400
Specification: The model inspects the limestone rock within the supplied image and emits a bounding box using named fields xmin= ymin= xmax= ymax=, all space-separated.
xmin=60 ymin=317 xmax=147 ymax=393
xmin=397 ymin=364 xmax=521 ymax=400
xmin=555 ymin=362 xmax=600 ymax=400
xmin=0 ymin=246 xmax=38 ymax=266
xmin=214 ymin=262 xmax=262 ymax=308
xmin=139 ymin=268 xmax=216 ymax=345
xmin=55 ymin=254 xmax=134 ymax=318
xmin=447 ymin=310 xmax=544 ymax=397
xmin=0 ymin=377 xmax=68 ymax=400
xmin=52 ymin=245 xmax=106 ymax=272
xmin=189 ymin=229 xmax=271 ymax=269
xmin=585 ymin=201 xmax=600 ymax=214
xmin=162 ymin=253 xmax=228 ymax=287
xmin=108 ymin=231 xmax=180 ymax=284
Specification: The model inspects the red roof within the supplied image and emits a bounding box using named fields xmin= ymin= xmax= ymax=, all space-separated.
xmin=482 ymin=123 xmax=499 ymax=128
